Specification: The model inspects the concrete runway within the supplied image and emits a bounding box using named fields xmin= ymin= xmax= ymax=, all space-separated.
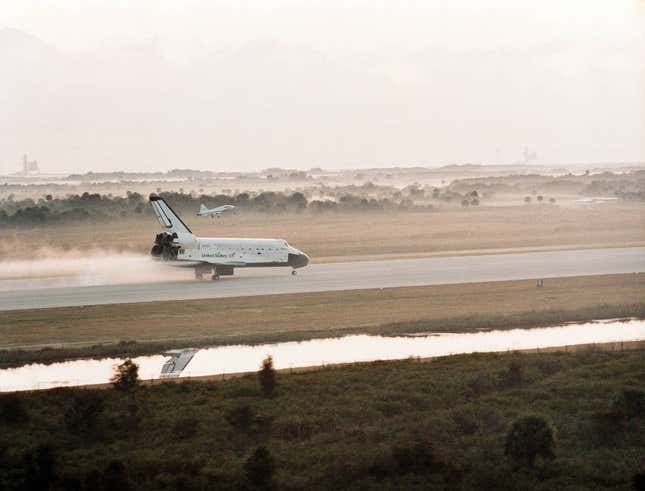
xmin=1 ymin=247 xmax=643 ymax=311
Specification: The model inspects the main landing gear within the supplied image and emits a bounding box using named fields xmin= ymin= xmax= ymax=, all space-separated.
xmin=195 ymin=264 xmax=214 ymax=281
xmin=195 ymin=264 xmax=233 ymax=281
xmin=291 ymin=269 xmax=297 ymax=276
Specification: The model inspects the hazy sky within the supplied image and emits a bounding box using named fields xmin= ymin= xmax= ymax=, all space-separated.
xmin=1 ymin=0 xmax=643 ymax=173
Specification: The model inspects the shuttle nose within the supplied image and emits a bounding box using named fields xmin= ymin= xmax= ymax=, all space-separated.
xmin=288 ymin=251 xmax=310 ymax=268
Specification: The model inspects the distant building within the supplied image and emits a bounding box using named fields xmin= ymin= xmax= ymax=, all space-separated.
xmin=21 ymin=154 xmax=39 ymax=175
xmin=522 ymin=146 xmax=537 ymax=165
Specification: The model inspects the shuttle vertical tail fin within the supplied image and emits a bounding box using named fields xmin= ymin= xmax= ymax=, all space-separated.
xmin=149 ymin=195 xmax=193 ymax=235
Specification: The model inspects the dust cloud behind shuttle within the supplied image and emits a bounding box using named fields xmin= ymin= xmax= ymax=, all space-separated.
xmin=0 ymin=250 xmax=187 ymax=291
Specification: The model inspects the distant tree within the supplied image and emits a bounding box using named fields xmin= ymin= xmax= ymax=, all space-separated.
xmin=549 ymin=197 xmax=556 ymax=204
xmin=505 ymin=415 xmax=556 ymax=467
xmin=244 ymin=446 xmax=275 ymax=489
xmin=110 ymin=359 xmax=139 ymax=391
xmin=45 ymin=194 xmax=53 ymax=201
xmin=537 ymin=195 xmax=544 ymax=203
xmin=461 ymin=199 xmax=470 ymax=207
xmin=470 ymin=190 xmax=479 ymax=198
xmin=259 ymin=356 xmax=277 ymax=397
xmin=287 ymin=192 xmax=307 ymax=211
xmin=471 ymin=198 xmax=480 ymax=206
xmin=524 ymin=196 xmax=532 ymax=204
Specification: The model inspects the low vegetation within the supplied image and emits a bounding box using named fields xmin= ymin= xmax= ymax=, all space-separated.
xmin=0 ymin=349 xmax=643 ymax=489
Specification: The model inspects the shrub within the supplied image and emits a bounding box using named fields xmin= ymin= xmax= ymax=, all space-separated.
xmin=633 ymin=469 xmax=645 ymax=491
xmin=64 ymin=390 xmax=105 ymax=440
xmin=172 ymin=415 xmax=200 ymax=439
xmin=467 ymin=373 xmax=494 ymax=397
xmin=111 ymin=359 xmax=139 ymax=390
xmin=499 ymin=359 xmax=523 ymax=388
xmin=0 ymin=393 xmax=28 ymax=424
xmin=226 ymin=405 xmax=257 ymax=433
xmin=611 ymin=389 xmax=645 ymax=419
xmin=23 ymin=444 xmax=57 ymax=490
xmin=244 ymin=446 xmax=275 ymax=489
xmin=504 ymin=415 xmax=556 ymax=468
xmin=259 ymin=356 xmax=276 ymax=397
xmin=392 ymin=439 xmax=436 ymax=473
xmin=103 ymin=460 xmax=132 ymax=491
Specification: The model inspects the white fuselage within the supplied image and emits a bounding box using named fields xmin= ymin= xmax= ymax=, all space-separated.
xmin=175 ymin=236 xmax=297 ymax=267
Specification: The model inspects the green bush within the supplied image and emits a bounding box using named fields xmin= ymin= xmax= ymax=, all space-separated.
xmin=244 ymin=446 xmax=275 ymax=489
xmin=226 ymin=405 xmax=257 ymax=433
xmin=64 ymin=390 xmax=104 ymax=440
xmin=172 ymin=415 xmax=200 ymax=439
xmin=392 ymin=440 xmax=436 ymax=474
xmin=611 ymin=389 xmax=645 ymax=419
xmin=103 ymin=460 xmax=132 ymax=491
xmin=0 ymin=393 xmax=28 ymax=424
xmin=505 ymin=415 xmax=556 ymax=468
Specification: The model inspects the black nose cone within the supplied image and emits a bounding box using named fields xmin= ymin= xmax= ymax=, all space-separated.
xmin=288 ymin=252 xmax=309 ymax=268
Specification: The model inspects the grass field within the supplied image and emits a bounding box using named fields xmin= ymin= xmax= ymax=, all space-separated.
xmin=1 ymin=273 xmax=643 ymax=367
xmin=1 ymin=349 xmax=643 ymax=489
xmin=1 ymin=204 xmax=644 ymax=262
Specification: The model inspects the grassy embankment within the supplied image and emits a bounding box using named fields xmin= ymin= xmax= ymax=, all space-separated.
xmin=0 ymin=349 xmax=643 ymax=489
xmin=1 ymin=273 xmax=644 ymax=367
xmin=1 ymin=204 xmax=644 ymax=263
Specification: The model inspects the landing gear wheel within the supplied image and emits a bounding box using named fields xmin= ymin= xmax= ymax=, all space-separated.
xmin=291 ymin=270 xmax=297 ymax=276
xmin=212 ymin=274 xmax=220 ymax=281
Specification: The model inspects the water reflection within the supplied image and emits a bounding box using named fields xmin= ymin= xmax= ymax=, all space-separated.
xmin=1 ymin=319 xmax=643 ymax=392
xmin=160 ymin=349 xmax=198 ymax=378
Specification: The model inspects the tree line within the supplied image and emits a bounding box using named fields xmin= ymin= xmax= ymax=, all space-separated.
xmin=0 ymin=190 xmax=426 ymax=228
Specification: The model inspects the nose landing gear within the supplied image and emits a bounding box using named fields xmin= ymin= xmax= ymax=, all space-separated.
xmin=291 ymin=269 xmax=297 ymax=276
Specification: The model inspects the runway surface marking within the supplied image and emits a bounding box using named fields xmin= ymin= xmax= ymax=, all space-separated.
xmin=1 ymin=247 xmax=643 ymax=311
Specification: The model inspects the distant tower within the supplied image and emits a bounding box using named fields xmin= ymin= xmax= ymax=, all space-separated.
xmin=522 ymin=146 xmax=537 ymax=165
xmin=21 ymin=154 xmax=39 ymax=175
